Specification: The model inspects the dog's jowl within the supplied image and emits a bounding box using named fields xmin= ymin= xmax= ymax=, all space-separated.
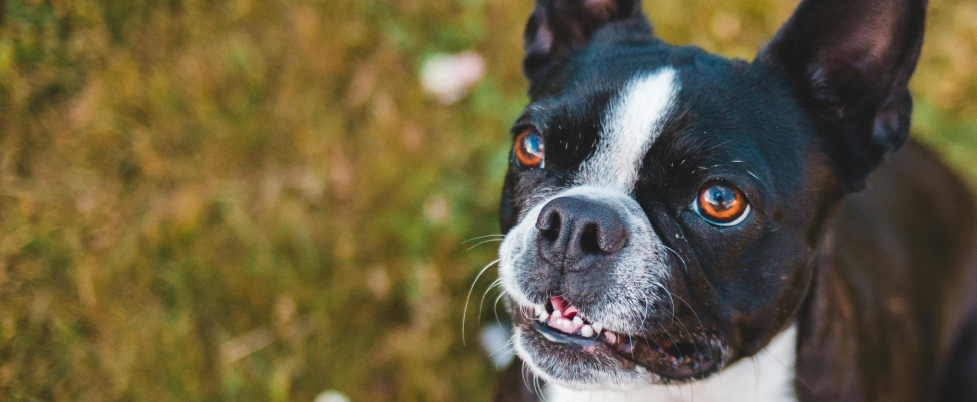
xmin=493 ymin=0 xmax=977 ymax=401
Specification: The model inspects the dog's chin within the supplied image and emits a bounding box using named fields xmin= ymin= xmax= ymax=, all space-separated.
xmin=513 ymin=323 xmax=653 ymax=389
xmin=511 ymin=304 xmax=728 ymax=389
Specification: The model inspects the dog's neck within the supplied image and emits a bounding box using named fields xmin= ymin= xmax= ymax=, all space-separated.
xmin=545 ymin=326 xmax=798 ymax=402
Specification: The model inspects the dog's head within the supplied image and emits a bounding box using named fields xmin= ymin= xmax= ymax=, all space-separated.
xmin=497 ymin=0 xmax=926 ymax=389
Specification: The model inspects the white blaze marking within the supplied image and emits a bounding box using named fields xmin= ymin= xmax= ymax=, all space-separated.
xmin=499 ymin=68 xmax=682 ymax=390
xmin=577 ymin=68 xmax=679 ymax=192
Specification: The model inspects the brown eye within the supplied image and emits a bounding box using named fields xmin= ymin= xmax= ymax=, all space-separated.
xmin=514 ymin=128 xmax=545 ymax=168
xmin=693 ymin=182 xmax=750 ymax=226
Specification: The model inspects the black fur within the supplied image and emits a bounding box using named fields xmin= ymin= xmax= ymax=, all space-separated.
xmin=495 ymin=0 xmax=977 ymax=400
xmin=523 ymin=0 xmax=650 ymax=95
xmin=756 ymin=0 xmax=928 ymax=190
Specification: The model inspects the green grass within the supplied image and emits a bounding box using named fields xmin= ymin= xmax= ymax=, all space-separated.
xmin=1 ymin=0 xmax=976 ymax=400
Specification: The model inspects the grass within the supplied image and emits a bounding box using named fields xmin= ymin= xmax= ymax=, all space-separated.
xmin=1 ymin=0 xmax=976 ymax=400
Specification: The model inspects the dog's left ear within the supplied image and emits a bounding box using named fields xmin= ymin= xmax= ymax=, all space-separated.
xmin=523 ymin=0 xmax=650 ymax=92
xmin=757 ymin=0 xmax=927 ymax=190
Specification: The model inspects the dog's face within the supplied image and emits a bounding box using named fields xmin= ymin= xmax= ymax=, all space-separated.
xmin=497 ymin=0 xmax=926 ymax=389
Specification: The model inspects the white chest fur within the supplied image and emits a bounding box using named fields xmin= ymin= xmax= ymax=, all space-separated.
xmin=545 ymin=326 xmax=798 ymax=402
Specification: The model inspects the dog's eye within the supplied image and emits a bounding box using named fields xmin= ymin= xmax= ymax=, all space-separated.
xmin=514 ymin=128 xmax=545 ymax=168
xmin=692 ymin=181 xmax=751 ymax=226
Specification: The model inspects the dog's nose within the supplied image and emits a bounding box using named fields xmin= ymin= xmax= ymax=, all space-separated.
xmin=535 ymin=197 xmax=628 ymax=270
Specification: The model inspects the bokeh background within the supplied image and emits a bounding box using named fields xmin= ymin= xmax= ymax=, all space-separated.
xmin=1 ymin=0 xmax=976 ymax=400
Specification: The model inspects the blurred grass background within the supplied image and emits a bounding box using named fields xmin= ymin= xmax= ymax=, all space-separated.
xmin=1 ymin=0 xmax=976 ymax=400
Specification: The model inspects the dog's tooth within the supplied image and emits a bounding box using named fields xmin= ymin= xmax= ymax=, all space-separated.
xmin=580 ymin=325 xmax=594 ymax=338
xmin=539 ymin=311 xmax=549 ymax=322
xmin=552 ymin=310 xmax=562 ymax=319
xmin=592 ymin=323 xmax=603 ymax=333
xmin=572 ymin=316 xmax=583 ymax=326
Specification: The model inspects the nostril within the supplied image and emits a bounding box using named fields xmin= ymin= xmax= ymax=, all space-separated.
xmin=579 ymin=224 xmax=602 ymax=255
xmin=535 ymin=196 xmax=629 ymax=268
xmin=536 ymin=207 xmax=562 ymax=242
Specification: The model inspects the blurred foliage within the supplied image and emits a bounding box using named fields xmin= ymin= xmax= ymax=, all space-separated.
xmin=0 ymin=0 xmax=975 ymax=401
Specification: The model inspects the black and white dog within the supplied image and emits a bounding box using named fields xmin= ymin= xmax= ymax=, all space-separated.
xmin=492 ymin=0 xmax=977 ymax=401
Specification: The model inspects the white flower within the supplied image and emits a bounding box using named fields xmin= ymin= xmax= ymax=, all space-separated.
xmin=420 ymin=51 xmax=486 ymax=104
xmin=314 ymin=390 xmax=350 ymax=402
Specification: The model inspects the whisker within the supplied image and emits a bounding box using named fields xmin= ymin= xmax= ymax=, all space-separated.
xmin=628 ymin=333 xmax=636 ymax=359
xmin=651 ymin=314 xmax=685 ymax=359
xmin=494 ymin=291 xmax=508 ymax=326
xmin=522 ymin=361 xmax=534 ymax=397
xmin=698 ymin=160 xmax=764 ymax=183
xmin=534 ymin=375 xmax=542 ymax=401
xmin=662 ymin=245 xmax=688 ymax=274
xmin=671 ymin=293 xmax=710 ymax=362
xmin=652 ymin=282 xmax=677 ymax=324
xmin=466 ymin=238 xmax=503 ymax=252
xmin=479 ymin=278 xmax=503 ymax=323
xmin=462 ymin=259 xmax=500 ymax=346
xmin=463 ymin=234 xmax=505 ymax=244
xmin=538 ymin=375 xmax=551 ymax=402
xmin=488 ymin=339 xmax=515 ymax=359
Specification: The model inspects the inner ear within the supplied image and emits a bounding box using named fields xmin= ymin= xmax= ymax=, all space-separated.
xmin=756 ymin=0 xmax=926 ymax=190
xmin=760 ymin=1 xmax=923 ymax=116
xmin=523 ymin=0 xmax=651 ymax=91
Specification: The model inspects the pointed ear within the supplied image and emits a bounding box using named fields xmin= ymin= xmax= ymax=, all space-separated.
xmin=756 ymin=0 xmax=927 ymax=190
xmin=523 ymin=0 xmax=650 ymax=89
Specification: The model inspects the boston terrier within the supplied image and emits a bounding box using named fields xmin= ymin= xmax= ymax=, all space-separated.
xmin=491 ymin=0 xmax=977 ymax=401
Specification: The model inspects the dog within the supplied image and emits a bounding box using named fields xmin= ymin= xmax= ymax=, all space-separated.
xmin=490 ymin=0 xmax=977 ymax=401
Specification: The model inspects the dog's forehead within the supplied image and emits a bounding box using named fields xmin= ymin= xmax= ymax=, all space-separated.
xmin=519 ymin=44 xmax=803 ymax=195
xmin=524 ymin=61 xmax=688 ymax=191
xmin=575 ymin=67 xmax=679 ymax=193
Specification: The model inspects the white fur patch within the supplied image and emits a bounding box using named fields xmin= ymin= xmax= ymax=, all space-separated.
xmin=498 ymin=186 xmax=668 ymax=337
xmin=545 ymin=325 xmax=799 ymax=402
xmin=498 ymin=68 xmax=682 ymax=388
xmin=577 ymin=68 xmax=679 ymax=193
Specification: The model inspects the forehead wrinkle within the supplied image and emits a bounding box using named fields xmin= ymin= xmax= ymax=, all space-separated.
xmin=576 ymin=67 xmax=680 ymax=193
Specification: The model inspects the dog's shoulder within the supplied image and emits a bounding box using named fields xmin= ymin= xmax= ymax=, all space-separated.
xmin=805 ymin=138 xmax=977 ymax=401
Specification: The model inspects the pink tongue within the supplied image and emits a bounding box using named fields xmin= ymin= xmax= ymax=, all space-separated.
xmin=550 ymin=296 xmax=578 ymax=318
xmin=550 ymin=296 xmax=567 ymax=312
xmin=548 ymin=296 xmax=584 ymax=334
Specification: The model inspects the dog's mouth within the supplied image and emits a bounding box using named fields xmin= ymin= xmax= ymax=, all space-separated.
xmin=516 ymin=296 xmax=724 ymax=383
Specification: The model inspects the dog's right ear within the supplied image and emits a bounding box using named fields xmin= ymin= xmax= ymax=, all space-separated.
xmin=523 ymin=0 xmax=650 ymax=90
xmin=756 ymin=0 xmax=927 ymax=190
